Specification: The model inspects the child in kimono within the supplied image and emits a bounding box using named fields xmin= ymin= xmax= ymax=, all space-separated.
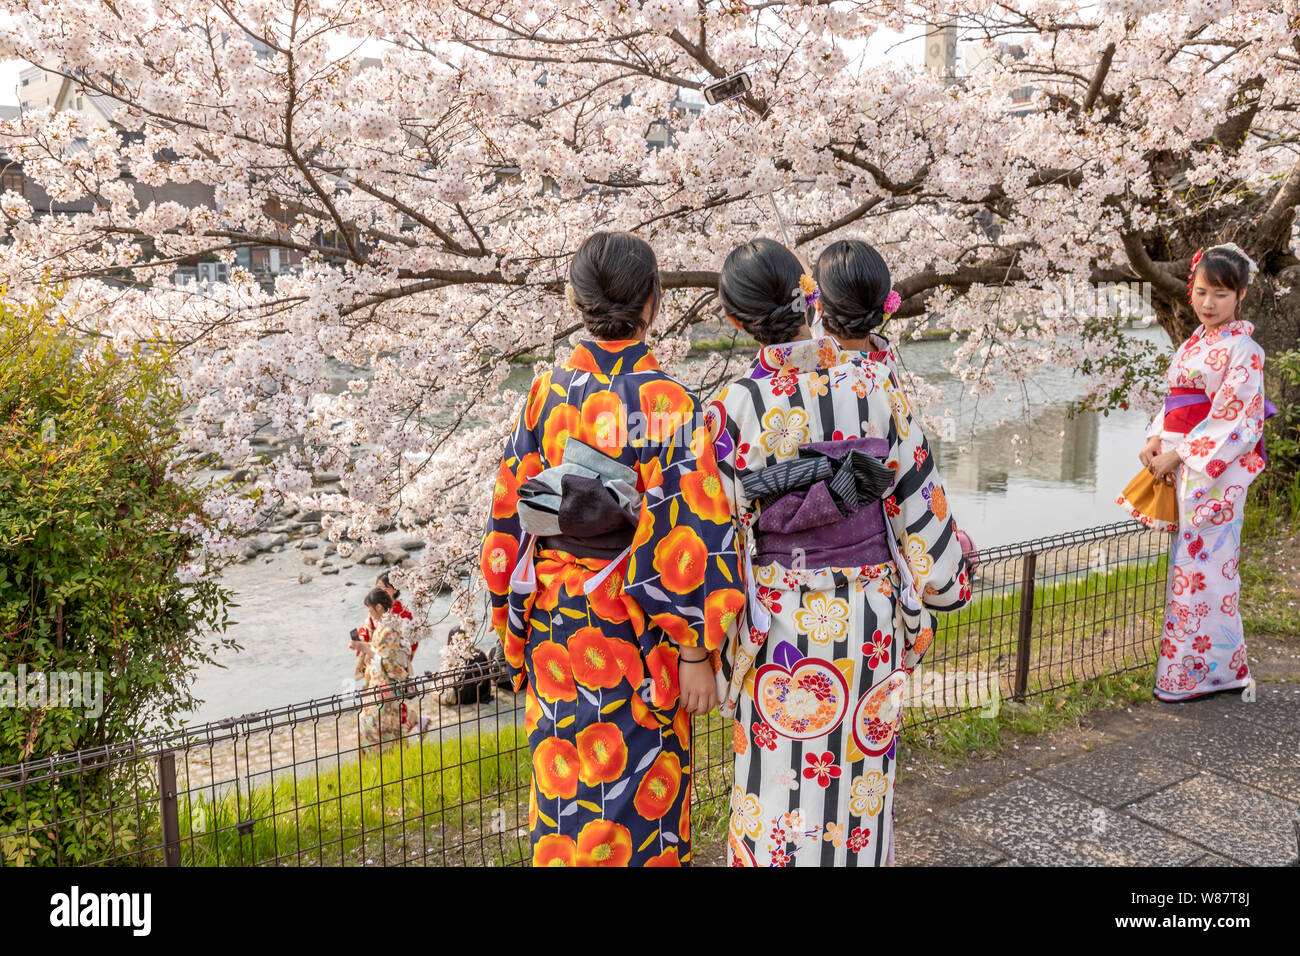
xmin=710 ymin=238 xmax=971 ymax=867
xmin=353 ymin=588 xmax=429 ymax=752
xmin=1138 ymin=243 xmax=1270 ymax=702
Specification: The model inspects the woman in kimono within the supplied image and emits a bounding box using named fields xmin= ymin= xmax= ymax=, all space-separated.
xmin=480 ymin=231 xmax=746 ymax=867
xmin=709 ymin=238 xmax=972 ymax=867
xmin=353 ymin=588 xmax=429 ymax=753
xmin=1132 ymin=243 xmax=1269 ymax=702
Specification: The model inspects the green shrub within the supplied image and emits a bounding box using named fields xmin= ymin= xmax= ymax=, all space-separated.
xmin=0 ymin=293 xmax=237 ymax=864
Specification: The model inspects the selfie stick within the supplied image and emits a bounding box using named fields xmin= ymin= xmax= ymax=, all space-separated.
xmin=703 ymin=73 xmax=792 ymax=249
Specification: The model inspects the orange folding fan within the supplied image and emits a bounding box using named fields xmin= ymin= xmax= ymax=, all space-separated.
xmin=1117 ymin=468 xmax=1179 ymax=533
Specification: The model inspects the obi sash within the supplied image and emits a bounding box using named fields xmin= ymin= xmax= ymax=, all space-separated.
xmin=1162 ymin=387 xmax=1210 ymax=434
xmin=747 ymin=437 xmax=895 ymax=569
xmin=509 ymin=439 xmax=640 ymax=602
xmin=1163 ymin=387 xmax=1278 ymax=464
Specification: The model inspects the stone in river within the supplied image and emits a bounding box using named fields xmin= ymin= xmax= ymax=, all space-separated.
xmin=302 ymin=554 xmax=318 ymax=566
xmin=383 ymin=549 xmax=407 ymax=565
xmin=297 ymin=573 xmax=312 ymax=585
xmin=323 ymin=544 xmax=337 ymax=556
xmin=320 ymin=565 xmax=339 ymax=576
xmin=299 ymin=539 xmax=320 ymax=551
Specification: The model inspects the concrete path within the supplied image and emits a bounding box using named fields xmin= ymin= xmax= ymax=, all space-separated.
xmin=894 ymin=683 xmax=1300 ymax=866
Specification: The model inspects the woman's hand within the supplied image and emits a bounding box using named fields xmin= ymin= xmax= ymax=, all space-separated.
xmin=678 ymin=656 xmax=718 ymax=716
xmin=1149 ymin=448 xmax=1183 ymax=484
xmin=350 ymin=640 xmax=374 ymax=660
xmin=1138 ymin=436 xmax=1163 ymax=468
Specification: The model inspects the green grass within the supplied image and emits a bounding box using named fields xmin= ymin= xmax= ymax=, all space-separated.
xmin=923 ymin=553 xmax=1169 ymax=676
xmin=1240 ymin=473 xmax=1300 ymax=638
xmin=898 ymin=668 xmax=1156 ymax=763
xmin=685 ymin=711 xmax=739 ymax=865
xmin=175 ymin=725 xmax=532 ymax=866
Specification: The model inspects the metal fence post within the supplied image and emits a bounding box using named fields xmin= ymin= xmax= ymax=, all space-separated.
xmin=1013 ymin=552 xmax=1037 ymax=702
xmin=158 ymin=752 xmax=181 ymax=867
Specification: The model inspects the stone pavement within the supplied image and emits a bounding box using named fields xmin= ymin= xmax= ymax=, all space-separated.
xmin=894 ymin=683 xmax=1300 ymax=866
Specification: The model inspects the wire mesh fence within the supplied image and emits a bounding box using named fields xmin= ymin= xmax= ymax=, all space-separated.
xmin=0 ymin=521 xmax=1170 ymax=867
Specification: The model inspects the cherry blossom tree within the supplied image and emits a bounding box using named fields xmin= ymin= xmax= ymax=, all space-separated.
xmin=0 ymin=0 xmax=1296 ymax=626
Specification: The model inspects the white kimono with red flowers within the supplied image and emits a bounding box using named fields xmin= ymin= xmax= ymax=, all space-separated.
xmin=709 ymin=337 xmax=971 ymax=866
xmin=1147 ymin=319 xmax=1267 ymax=701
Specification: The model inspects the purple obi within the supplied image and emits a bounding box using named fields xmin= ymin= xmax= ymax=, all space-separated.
xmin=749 ymin=437 xmax=894 ymax=569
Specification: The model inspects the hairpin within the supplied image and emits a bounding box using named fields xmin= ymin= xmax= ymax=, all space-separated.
xmin=1186 ymin=248 xmax=1204 ymax=302
xmin=1211 ymin=242 xmax=1259 ymax=282
xmin=791 ymin=273 xmax=820 ymax=313
xmin=881 ymin=290 xmax=901 ymax=318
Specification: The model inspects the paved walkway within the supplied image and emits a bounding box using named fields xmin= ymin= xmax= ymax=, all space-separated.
xmin=894 ymin=683 xmax=1300 ymax=866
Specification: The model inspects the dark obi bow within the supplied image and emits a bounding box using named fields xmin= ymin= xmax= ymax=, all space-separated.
xmin=743 ymin=437 xmax=894 ymax=569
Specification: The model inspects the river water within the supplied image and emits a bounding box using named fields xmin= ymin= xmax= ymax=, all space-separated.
xmin=181 ymin=327 xmax=1170 ymax=725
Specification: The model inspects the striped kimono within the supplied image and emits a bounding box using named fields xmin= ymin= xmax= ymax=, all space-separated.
xmin=710 ymin=336 xmax=971 ymax=866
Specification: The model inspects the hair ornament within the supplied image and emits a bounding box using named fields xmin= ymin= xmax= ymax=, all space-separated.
xmin=881 ymin=289 xmax=902 ymax=318
xmin=1212 ymin=242 xmax=1259 ymax=282
xmin=790 ymin=273 xmax=820 ymax=314
xmin=1185 ymin=248 xmax=1204 ymax=302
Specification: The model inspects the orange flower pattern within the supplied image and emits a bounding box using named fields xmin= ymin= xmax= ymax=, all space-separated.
xmin=479 ymin=338 xmax=745 ymax=865
xmin=652 ymin=525 xmax=708 ymax=594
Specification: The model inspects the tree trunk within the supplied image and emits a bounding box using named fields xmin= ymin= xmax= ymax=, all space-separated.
xmin=1254 ymin=267 xmax=1300 ymax=409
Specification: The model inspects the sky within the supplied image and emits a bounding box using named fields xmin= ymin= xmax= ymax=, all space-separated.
xmin=0 ymin=21 xmax=933 ymax=108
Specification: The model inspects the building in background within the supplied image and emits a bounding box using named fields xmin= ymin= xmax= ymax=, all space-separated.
xmin=924 ymin=23 xmax=959 ymax=85
xmin=964 ymin=40 xmax=1035 ymax=115
xmin=3 ymin=49 xmax=318 ymax=289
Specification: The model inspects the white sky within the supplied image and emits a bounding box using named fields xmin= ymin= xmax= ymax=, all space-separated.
xmin=0 ymin=24 xmax=929 ymax=107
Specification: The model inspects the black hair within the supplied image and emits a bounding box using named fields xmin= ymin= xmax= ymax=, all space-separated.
xmin=717 ymin=238 xmax=812 ymax=346
xmin=814 ymin=239 xmax=892 ymax=339
xmin=376 ymin=571 xmax=398 ymax=598
xmin=365 ymin=588 xmax=393 ymax=612
xmin=568 ymin=231 xmax=661 ymax=340
xmin=1192 ymin=246 xmax=1251 ymax=318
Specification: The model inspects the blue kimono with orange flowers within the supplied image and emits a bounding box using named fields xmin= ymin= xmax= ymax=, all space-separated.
xmin=480 ymin=338 xmax=746 ymax=866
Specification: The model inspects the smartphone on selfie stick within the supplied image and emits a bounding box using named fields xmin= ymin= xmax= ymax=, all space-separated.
xmin=701 ymin=71 xmax=792 ymax=249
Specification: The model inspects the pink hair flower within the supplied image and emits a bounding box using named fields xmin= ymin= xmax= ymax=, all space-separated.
xmin=882 ymin=290 xmax=902 ymax=316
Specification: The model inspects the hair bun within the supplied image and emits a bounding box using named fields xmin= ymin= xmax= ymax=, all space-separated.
xmin=567 ymin=231 xmax=660 ymax=339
